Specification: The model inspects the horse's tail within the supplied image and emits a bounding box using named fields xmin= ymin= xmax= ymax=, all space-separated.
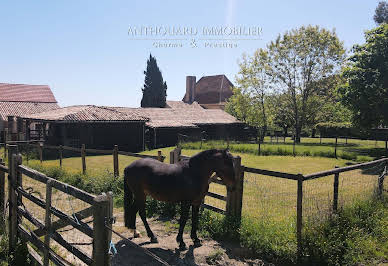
xmin=123 ymin=167 xmax=133 ymax=229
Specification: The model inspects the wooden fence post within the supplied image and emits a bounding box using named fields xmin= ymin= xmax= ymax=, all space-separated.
xmin=157 ymin=150 xmax=163 ymax=162
xmin=170 ymin=150 xmax=175 ymax=164
xmin=174 ymin=147 xmax=181 ymax=162
xmin=92 ymin=193 xmax=111 ymax=266
xmin=226 ymin=156 xmax=244 ymax=220
xmin=16 ymin=154 xmax=22 ymax=211
xmin=293 ymin=135 xmax=296 ymax=157
xmin=333 ymin=166 xmax=339 ymax=212
xmin=113 ymin=145 xmax=119 ymax=177
xmin=39 ymin=143 xmax=43 ymax=163
xmin=335 ymin=137 xmax=338 ymax=159
xmin=0 ymin=159 xmax=4 ymax=220
xmin=296 ymin=174 xmax=304 ymax=260
xmin=81 ymin=144 xmax=86 ymax=174
xmin=26 ymin=141 xmax=29 ymax=164
xmin=8 ymin=145 xmax=18 ymax=253
xmin=385 ymin=138 xmax=387 ymax=155
xmin=378 ymin=161 xmax=387 ymax=198
xmin=258 ymin=140 xmax=261 ymax=155
xmin=59 ymin=145 xmax=63 ymax=168
xmin=107 ymin=192 xmax=113 ymax=263
xmin=43 ymin=180 xmax=53 ymax=266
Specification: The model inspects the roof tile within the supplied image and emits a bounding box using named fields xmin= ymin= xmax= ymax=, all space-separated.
xmin=0 ymin=83 xmax=57 ymax=103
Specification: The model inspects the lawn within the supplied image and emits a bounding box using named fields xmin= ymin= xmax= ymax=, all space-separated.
xmin=181 ymin=136 xmax=388 ymax=161
xmin=1 ymin=145 xmax=386 ymax=264
xmin=19 ymin=146 xmax=381 ymax=223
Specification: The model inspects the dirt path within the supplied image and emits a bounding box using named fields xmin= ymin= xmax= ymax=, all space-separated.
xmin=110 ymin=213 xmax=268 ymax=266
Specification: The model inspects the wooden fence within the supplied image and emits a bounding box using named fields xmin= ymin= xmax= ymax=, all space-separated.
xmin=171 ymin=147 xmax=388 ymax=260
xmin=0 ymin=141 xmax=166 ymax=176
xmin=1 ymin=145 xmax=114 ymax=265
xmin=1 ymin=144 xmax=387 ymax=262
xmin=169 ymin=148 xmax=245 ymax=218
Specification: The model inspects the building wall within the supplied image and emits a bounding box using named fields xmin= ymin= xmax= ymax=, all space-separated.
xmin=47 ymin=122 xmax=145 ymax=152
xmin=146 ymin=127 xmax=201 ymax=149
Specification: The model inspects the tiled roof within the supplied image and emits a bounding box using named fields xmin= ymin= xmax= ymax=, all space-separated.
xmin=22 ymin=105 xmax=148 ymax=122
xmin=0 ymin=102 xmax=60 ymax=120
xmin=115 ymin=101 xmax=241 ymax=128
xmin=182 ymin=75 xmax=234 ymax=104
xmin=0 ymin=83 xmax=57 ymax=103
xmin=165 ymin=100 xmax=203 ymax=109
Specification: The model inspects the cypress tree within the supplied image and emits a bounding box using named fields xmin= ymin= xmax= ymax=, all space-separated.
xmin=141 ymin=54 xmax=167 ymax=107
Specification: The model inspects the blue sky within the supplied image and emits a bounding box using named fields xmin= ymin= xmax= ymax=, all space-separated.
xmin=0 ymin=1 xmax=379 ymax=107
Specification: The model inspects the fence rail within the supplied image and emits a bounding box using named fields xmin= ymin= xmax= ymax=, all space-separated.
xmin=2 ymin=141 xmax=166 ymax=176
xmin=169 ymin=147 xmax=244 ymax=217
xmin=1 ymin=144 xmax=387 ymax=263
xmin=1 ymin=145 xmax=113 ymax=266
xmin=303 ymin=157 xmax=387 ymax=180
xmin=170 ymin=147 xmax=388 ymax=261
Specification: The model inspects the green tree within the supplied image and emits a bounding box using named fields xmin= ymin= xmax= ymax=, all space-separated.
xmin=374 ymin=1 xmax=388 ymax=25
xmin=225 ymin=87 xmax=271 ymax=139
xmin=235 ymin=49 xmax=272 ymax=139
xmin=270 ymin=93 xmax=294 ymax=136
xmin=141 ymin=54 xmax=167 ymax=107
xmin=267 ymin=25 xmax=346 ymax=142
xmin=339 ymin=24 xmax=388 ymax=129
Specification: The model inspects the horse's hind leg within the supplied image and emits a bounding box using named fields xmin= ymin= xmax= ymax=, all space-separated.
xmin=176 ymin=201 xmax=190 ymax=250
xmin=190 ymin=204 xmax=201 ymax=247
xmin=129 ymin=200 xmax=140 ymax=238
xmin=137 ymin=194 xmax=158 ymax=243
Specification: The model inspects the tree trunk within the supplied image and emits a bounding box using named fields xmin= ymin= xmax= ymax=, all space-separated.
xmin=311 ymin=128 xmax=316 ymax=138
xmin=295 ymin=125 xmax=301 ymax=143
xmin=260 ymin=93 xmax=267 ymax=143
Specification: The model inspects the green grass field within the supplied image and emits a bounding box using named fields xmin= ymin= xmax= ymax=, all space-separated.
xmin=19 ymin=146 xmax=382 ymax=223
xmin=181 ymin=136 xmax=388 ymax=162
xmin=1 ymin=144 xmax=386 ymax=264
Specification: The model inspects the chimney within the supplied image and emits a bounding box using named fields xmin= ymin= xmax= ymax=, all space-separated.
xmin=185 ymin=76 xmax=196 ymax=104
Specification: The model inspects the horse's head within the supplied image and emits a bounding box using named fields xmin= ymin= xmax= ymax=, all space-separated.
xmin=214 ymin=149 xmax=237 ymax=192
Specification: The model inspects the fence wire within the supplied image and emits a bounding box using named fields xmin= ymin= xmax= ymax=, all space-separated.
xmin=240 ymin=171 xmax=298 ymax=247
xmin=302 ymin=162 xmax=385 ymax=224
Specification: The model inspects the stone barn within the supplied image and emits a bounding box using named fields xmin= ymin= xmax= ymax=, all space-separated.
xmin=21 ymin=105 xmax=148 ymax=152
xmin=0 ymin=83 xmax=60 ymax=141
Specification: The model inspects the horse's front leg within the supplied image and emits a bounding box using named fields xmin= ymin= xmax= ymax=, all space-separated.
xmin=176 ymin=201 xmax=190 ymax=250
xmin=190 ymin=204 xmax=201 ymax=247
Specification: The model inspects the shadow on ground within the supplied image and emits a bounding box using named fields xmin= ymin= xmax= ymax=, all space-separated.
xmin=112 ymin=240 xmax=200 ymax=266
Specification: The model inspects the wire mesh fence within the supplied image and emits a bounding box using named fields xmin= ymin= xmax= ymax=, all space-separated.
xmin=302 ymin=161 xmax=385 ymax=225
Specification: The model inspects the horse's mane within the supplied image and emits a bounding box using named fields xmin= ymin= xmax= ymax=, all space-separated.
xmin=189 ymin=149 xmax=225 ymax=168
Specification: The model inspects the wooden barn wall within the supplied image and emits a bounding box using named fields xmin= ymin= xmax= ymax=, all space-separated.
xmin=197 ymin=123 xmax=249 ymax=141
xmin=47 ymin=122 xmax=145 ymax=152
xmin=146 ymin=127 xmax=201 ymax=149
xmin=145 ymin=123 xmax=249 ymax=149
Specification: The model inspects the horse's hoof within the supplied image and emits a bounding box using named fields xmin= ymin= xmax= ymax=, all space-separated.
xmin=193 ymin=239 xmax=202 ymax=247
xmin=150 ymin=237 xmax=158 ymax=243
xmin=179 ymin=242 xmax=187 ymax=251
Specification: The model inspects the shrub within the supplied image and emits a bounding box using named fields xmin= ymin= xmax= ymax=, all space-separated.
xmin=302 ymin=197 xmax=388 ymax=265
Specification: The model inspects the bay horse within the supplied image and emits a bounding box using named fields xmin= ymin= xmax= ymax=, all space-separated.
xmin=123 ymin=149 xmax=236 ymax=250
